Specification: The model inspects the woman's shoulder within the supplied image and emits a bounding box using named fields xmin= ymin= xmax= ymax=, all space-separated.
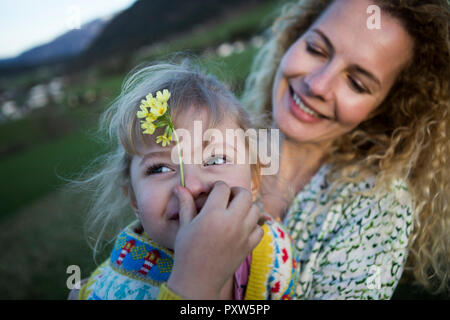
xmin=287 ymin=164 xmax=415 ymax=245
xmin=295 ymin=163 xmax=413 ymax=210
xmin=286 ymin=166 xmax=415 ymax=299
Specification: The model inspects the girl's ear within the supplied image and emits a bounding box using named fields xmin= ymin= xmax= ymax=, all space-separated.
xmin=122 ymin=184 xmax=139 ymax=218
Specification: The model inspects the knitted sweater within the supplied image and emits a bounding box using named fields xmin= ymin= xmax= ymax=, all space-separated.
xmin=285 ymin=164 xmax=414 ymax=299
xmin=78 ymin=218 xmax=299 ymax=300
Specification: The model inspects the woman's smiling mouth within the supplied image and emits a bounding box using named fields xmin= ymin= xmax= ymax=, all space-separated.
xmin=288 ymin=86 xmax=332 ymax=123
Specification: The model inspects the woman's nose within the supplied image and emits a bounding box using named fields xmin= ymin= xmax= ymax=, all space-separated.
xmin=304 ymin=65 xmax=336 ymax=101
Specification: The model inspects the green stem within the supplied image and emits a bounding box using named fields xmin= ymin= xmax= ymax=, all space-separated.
xmin=172 ymin=128 xmax=185 ymax=187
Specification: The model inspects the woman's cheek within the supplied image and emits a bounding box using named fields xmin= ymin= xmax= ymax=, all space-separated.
xmin=336 ymin=94 xmax=378 ymax=127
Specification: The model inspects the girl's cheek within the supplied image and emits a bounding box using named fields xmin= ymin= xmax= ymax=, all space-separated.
xmin=225 ymin=166 xmax=252 ymax=190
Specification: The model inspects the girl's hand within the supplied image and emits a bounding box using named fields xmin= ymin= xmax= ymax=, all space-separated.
xmin=167 ymin=181 xmax=264 ymax=299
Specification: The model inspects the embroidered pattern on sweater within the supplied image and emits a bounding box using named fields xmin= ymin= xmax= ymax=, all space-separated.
xmin=109 ymin=224 xmax=174 ymax=285
xmin=82 ymin=219 xmax=299 ymax=300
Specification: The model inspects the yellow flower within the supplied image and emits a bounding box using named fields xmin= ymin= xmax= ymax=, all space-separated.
xmin=137 ymin=89 xmax=170 ymax=138
xmin=156 ymin=134 xmax=171 ymax=147
xmin=150 ymin=101 xmax=167 ymax=117
xmin=141 ymin=120 xmax=156 ymax=135
xmin=156 ymin=89 xmax=171 ymax=103
xmin=136 ymin=104 xmax=149 ymax=119
xmin=137 ymin=93 xmax=159 ymax=120
xmin=144 ymin=93 xmax=157 ymax=107
xmin=138 ymin=108 xmax=158 ymax=123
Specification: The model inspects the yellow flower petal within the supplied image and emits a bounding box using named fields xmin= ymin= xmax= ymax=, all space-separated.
xmin=156 ymin=134 xmax=170 ymax=147
xmin=150 ymin=104 xmax=167 ymax=117
xmin=162 ymin=89 xmax=170 ymax=101
xmin=136 ymin=110 xmax=147 ymax=119
xmin=141 ymin=121 xmax=156 ymax=135
xmin=145 ymin=114 xmax=157 ymax=122
xmin=156 ymin=89 xmax=171 ymax=103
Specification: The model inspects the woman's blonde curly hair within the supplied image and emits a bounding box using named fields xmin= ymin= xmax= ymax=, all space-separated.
xmin=242 ymin=0 xmax=449 ymax=294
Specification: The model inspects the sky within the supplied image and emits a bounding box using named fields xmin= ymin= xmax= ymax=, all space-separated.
xmin=0 ymin=0 xmax=136 ymax=59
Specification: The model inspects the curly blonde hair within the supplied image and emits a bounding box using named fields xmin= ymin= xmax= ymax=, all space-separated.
xmin=242 ymin=0 xmax=449 ymax=294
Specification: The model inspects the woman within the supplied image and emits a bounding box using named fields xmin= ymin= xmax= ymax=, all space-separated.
xmin=165 ymin=0 xmax=450 ymax=299
xmin=243 ymin=0 xmax=450 ymax=299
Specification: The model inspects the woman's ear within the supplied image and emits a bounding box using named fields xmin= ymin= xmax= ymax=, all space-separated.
xmin=122 ymin=184 xmax=139 ymax=218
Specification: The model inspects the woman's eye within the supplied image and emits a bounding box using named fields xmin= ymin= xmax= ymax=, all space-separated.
xmin=348 ymin=76 xmax=367 ymax=94
xmin=146 ymin=164 xmax=172 ymax=175
xmin=306 ymin=43 xmax=325 ymax=57
xmin=204 ymin=155 xmax=227 ymax=166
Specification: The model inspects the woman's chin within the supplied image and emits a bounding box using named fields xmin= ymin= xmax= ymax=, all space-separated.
xmin=275 ymin=110 xmax=317 ymax=143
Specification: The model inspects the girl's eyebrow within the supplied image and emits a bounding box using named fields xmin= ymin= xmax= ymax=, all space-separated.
xmin=312 ymin=28 xmax=381 ymax=90
xmin=140 ymin=150 xmax=171 ymax=165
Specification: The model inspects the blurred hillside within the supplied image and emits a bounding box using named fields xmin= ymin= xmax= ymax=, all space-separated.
xmin=0 ymin=19 xmax=108 ymax=76
xmin=0 ymin=0 xmax=278 ymax=125
xmin=0 ymin=0 xmax=271 ymax=77
xmin=75 ymin=0 xmax=268 ymax=69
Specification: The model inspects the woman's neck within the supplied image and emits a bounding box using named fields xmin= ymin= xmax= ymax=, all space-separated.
xmin=260 ymin=134 xmax=330 ymax=219
xmin=279 ymin=137 xmax=329 ymax=189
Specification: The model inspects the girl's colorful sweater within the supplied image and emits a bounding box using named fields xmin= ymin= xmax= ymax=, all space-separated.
xmin=78 ymin=218 xmax=299 ymax=300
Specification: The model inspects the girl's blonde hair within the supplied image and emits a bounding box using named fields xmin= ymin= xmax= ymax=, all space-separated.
xmin=242 ymin=0 xmax=449 ymax=294
xmin=77 ymin=60 xmax=260 ymax=259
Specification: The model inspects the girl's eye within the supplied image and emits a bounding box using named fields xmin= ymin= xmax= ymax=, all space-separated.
xmin=146 ymin=164 xmax=172 ymax=175
xmin=204 ymin=155 xmax=228 ymax=167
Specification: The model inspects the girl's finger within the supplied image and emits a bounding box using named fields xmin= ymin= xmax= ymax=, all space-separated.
xmin=199 ymin=181 xmax=231 ymax=215
xmin=173 ymin=186 xmax=197 ymax=228
xmin=243 ymin=204 xmax=262 ymax=231
xmin=247 ymin=224 xmax=264 ymax=251
xmin=226 ymin=186 xmax=253 ymax=217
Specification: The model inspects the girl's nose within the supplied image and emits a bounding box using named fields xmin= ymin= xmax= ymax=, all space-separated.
xmin=182 ymin=168 xmax=211 ymax=199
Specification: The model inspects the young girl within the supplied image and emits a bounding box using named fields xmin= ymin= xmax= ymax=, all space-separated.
xmin=75 ymin=61 xmax=299 ymax=300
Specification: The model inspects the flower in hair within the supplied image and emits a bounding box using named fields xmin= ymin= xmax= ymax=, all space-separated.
xmin=136 ymin=89 xmax=184 ymax=186
xmin=137 ymin=89 xmax=173 ymax=142
xmin=156 ymin=134 xmax=171 ymax=147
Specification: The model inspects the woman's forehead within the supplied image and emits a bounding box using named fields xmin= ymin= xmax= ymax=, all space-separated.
xmin=309 ymin=0 xmax=413 ymax=86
